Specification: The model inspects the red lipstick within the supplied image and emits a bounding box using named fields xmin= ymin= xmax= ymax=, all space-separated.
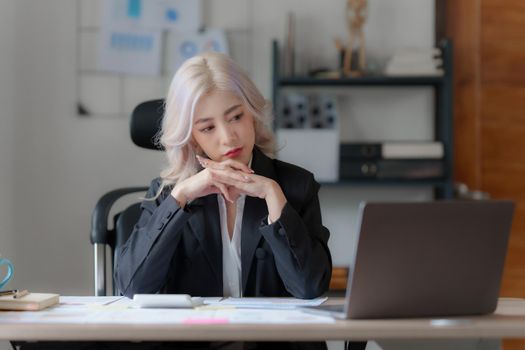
xmin=225 ymin=147 xmax=242 ymax=158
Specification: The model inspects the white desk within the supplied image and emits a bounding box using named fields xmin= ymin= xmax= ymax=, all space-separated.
xmin=1 ymin=298 xmax=525 ymax=342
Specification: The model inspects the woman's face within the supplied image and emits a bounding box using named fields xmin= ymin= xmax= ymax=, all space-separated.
xmin=192 ymin=90 xmax=255 ymax=165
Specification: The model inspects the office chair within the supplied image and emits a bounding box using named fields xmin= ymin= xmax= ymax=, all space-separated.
xmin=90 ymin=99 xmax=164 ymax=296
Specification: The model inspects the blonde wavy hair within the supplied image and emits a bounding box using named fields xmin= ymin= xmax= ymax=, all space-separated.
xmin=155 ymin=51 xmax=276 ymax=196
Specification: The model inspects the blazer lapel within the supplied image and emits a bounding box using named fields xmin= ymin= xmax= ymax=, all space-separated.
xmin=187 ymin=195 xmax=223 ymax=287
xmin=241 ymin=147 xmax=279 ymax=292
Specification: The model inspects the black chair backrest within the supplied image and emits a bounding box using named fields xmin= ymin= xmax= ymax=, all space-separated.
xmin=130 ymin=99 xmax=165 ymax=150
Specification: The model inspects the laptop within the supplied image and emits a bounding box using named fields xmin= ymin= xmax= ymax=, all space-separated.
xmin=304 ymin=200 xmax=514 ymax=319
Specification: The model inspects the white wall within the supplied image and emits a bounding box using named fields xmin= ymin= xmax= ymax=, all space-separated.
xmin=0 ymin=0 xmax=15 ymax=263
xmin=11 ymin=0 xmax=166 ymax=295
xmin=8 ymin=0 xmax=434 ymax=292
xmin=0 ymin=2 xmax=16 ymax=349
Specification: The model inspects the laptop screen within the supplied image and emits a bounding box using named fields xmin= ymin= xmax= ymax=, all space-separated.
xmin=343 ymin=201 xmax=514 ymax=319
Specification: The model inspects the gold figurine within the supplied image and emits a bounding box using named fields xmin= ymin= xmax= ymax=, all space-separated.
xmin=343 ymin=0 xmax=368 ymax=76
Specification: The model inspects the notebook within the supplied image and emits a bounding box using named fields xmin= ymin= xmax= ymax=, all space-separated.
xmin=303 ymin=200 xmax=514 ymax=319
xmin=0 ymin=293 xmax=60 ymax=311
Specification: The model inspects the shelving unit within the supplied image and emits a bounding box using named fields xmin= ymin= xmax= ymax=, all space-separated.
xmin=272 ymin=39 xmax=454 ymax=199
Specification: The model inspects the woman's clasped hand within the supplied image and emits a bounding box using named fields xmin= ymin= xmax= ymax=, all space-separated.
xmin=172 ymin=155 xmax=286 ymax=221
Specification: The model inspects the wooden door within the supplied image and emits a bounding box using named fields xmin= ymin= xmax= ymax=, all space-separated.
xmin=447 ymin=1 xmax=525 ymax=349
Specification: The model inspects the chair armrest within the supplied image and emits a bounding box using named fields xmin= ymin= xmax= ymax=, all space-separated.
xmin=90 ymin=187 xmax=149 ymax=245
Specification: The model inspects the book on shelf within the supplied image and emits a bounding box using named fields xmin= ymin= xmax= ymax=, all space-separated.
xmin=391 ymin=47 xmax=442 ymax=59
xmin=340 ymin=159 xmax=444 ymax=180
xmin=384 ymin=67 xmax=444 ymax=77
xmin=382 ymin=142 xmax=444 ymax=159
xmin=385 ymin=47 xmax=444 ymax=77
xmin=0 ymin=292 xmax=59 ymax=311
xmin=340 ymin=142 xmax=444 ymax=160
xmin=388 ymin=57 xmax=443 ymax=67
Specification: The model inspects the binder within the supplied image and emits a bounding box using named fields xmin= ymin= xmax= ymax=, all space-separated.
xmin=340 ymin=143 xmax=381 ymax=159
xmin=340 ymin=160 xmax=444 ymax=180
xmin=340 ymin=142 xmax=444 ymax=160
xmin=0 ymin=292 xmax=59 ymax=311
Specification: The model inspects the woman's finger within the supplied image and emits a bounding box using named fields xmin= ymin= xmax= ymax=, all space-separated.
xmin=214 ymin=182 xmax=233 ymax=203
xmin=209 ymin=168 xmax=253 ymax=185
xmin=196 ymin=154 xmax=213 ymax=168
xmin=226 ymin=174 xmax=267 ymax=199
xmin=222 ymin=158 xmax=254 ymax=174
xmin=197 ymin=156 xmax=229 ymax=171
xmin=197 ymin=154 xmax=253 ymax=174
xmin=228 ymin=186 xmax=243 ymax=200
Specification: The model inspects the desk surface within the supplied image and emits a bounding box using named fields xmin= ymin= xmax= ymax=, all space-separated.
xmin=2 ymin=298 xmax=525 ymax=341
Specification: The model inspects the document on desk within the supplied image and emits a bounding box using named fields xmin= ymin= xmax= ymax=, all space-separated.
xmin=59 ymin=296 xmax=125 ymax=306
xmin=85 ymin=308 xmax=335 ymax=324
xmin=210 ymin=297 xmax=328 ymax=309
xmin=0 ymin=297 xmax=334 ymax=324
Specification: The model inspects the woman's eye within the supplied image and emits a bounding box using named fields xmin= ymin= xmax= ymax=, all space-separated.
xmin=200 ymin=126 xmax=214 ymax=133
xmin=230 ymin=113 xmax=243 ymax=122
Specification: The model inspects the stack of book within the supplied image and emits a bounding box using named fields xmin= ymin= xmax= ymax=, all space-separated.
xmin=339 ymin=142 xmax=444 ymax=180
xmin=384 ymin=47 xmax=444 ymax=77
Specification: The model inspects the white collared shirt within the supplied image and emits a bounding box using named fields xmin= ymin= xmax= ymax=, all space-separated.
xmin=217 ymin=193 xmax=245 ymax=297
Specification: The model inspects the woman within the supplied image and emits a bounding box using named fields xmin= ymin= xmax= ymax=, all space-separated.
xmin=114 ymin=51 xmax=332 ymax=302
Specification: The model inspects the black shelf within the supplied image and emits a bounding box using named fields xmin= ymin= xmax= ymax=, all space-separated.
xmin=272 ymin=39 xmax=454 ymax=199
xmin=279 ymin=75 xmax=445 ymax=87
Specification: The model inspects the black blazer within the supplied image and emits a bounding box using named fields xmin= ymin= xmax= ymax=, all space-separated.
xmin=114 ymin=147 xmax=332 ymax=299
